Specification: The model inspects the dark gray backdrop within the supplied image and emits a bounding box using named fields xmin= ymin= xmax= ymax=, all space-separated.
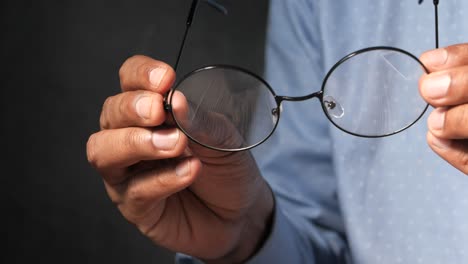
xmin=3 ymin=0 xmax=269 ymax=263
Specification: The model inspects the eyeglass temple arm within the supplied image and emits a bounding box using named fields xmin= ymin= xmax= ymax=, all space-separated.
xmin=173 ymin=0 xmax=228 ymax=72
xmin=434 ymin=0 xmax=439 ymax=48
xmin=418 ymin=0 xmax=439 ymax=48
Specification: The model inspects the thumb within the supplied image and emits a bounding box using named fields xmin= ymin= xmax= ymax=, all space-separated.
xmin=170 ymin=90 xmax=247 ymax=154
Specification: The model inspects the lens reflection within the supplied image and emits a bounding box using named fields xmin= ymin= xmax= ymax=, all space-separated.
xmin=322 ymin=48 xmax=428 ymax=137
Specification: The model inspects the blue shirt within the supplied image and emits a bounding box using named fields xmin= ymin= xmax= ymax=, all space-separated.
xmin=177 ymin=0 xmax=468 ymax=263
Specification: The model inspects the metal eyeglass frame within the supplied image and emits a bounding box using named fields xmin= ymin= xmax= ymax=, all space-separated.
xmin=165 ymin=0 xmax=440 ymax=152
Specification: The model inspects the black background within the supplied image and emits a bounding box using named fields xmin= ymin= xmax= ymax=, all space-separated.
xmin=3 ymin=0 xmax=269 ymax=263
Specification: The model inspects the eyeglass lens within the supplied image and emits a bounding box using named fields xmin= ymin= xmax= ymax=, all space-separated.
xmin=322 ymin=48 xmax=428 ymax=137
xmin=170 ymin=67 xmax=278 ymax=151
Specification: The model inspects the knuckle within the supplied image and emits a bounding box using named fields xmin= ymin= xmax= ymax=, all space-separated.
xmin=86 ymin=131 xmax=114 ymax=170
xmin=124 ymin=128 xmax=149 ymax=152
xmin=125 ymin=180 xmax=151 ymax=208
xmin=126 ymin=186 xmax=145 ymax=205
xmin=118 ymin=93 xmax=132 ymax=119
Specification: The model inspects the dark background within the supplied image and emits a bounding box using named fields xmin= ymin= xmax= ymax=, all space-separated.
xmin=3 ymin=0 xmax=269 ymax=263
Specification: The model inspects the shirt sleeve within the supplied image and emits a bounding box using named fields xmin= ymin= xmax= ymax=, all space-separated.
xmin=244 ymin=198 xmax=319 ymax=263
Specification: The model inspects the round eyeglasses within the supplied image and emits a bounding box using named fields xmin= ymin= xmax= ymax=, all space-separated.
xmin=165 ymin=0 xmax=440 ymax=152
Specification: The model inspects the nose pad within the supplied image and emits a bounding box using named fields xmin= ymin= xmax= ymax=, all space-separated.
xmin=271 ymin=104 xmax=282 ymax=125
xmin=323 ymin=96 xmax=344 ymax=118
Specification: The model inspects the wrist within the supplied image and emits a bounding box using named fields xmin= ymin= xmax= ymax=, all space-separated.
xmin=204 ymin=179 xmax=275 ymax=264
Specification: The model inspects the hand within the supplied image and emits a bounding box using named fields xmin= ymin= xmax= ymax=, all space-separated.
xmin=419 ymin=43 xmax=468 ymax=174
xmin=86 ymin=55 xmax=274 ymax=262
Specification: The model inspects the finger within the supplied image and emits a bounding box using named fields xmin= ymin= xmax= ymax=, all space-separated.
xmin=169 ymin=90 xmax=246 ymax=152
xmin=426 ymin=132 xmax=468 ymax=175
xmin=86 ymin=127 xmax=188 ymax=185
xmin=419 ymin=65 xmax=468 ymax=107
xmin=166 ymin=90 xmax=189 ymax=126
xmin=167 ymin=90 xmax=230 ymax=156
xmin=119 ymin=55 xmax=176 ymax=94
xmin=420 ymin=43 xmax=468 ymax=72
xmin=427 ymin=105 xmax=468 ymax=139
xmin=117 ymin=157 xmax=203 ymax=227
xmin=100 ymin=90 xmax=166 ymax=130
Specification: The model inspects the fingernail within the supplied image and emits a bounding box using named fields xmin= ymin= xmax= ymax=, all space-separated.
xmin=428 ymin=108 xmax=446 ymax=131
xmin=421 ymin=48 xmax=448 ymax=67
xmin=422 ymin=73 xmax=451 ymax=99
xmin=152 ymin=129 xmax=179 ymax=150
xmin=135 ymin=96 xmax=153 ymax=119
xmin=175 ymin=160 xmax=190 ymax=177
xmin=149 ymin=67 xmax=167 ymax=88
xmin=430 ymin=135 xmax=451 ymax=150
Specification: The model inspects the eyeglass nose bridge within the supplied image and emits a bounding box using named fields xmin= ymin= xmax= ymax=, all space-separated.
xmin=271 ymin=90 xmax=325 ymax=121
xmin=273 ymin=90 xmax=323 ymax=114
xmin=275 ymin=90 xmax=323 ymax=104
